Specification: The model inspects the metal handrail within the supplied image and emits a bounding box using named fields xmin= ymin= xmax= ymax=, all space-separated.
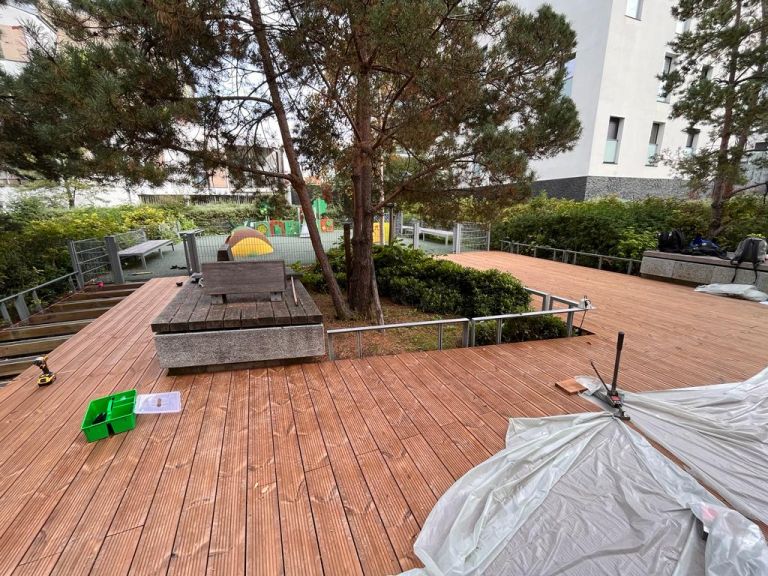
xmin=469 ymin=306 xmax=585 ymax=346
xmin=327 ymin=318 xmax=471 ymax=360
xmin=326 ymin=286 xmax=591 ymax=360
xmin=500 ymin=240 xmax=641 ymax=274
xmin=0 ymin=271 xmax=80 ymax=324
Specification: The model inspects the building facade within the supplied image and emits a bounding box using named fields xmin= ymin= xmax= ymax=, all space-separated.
xmin=0 ymin=2 xmax=291 ymax=209
xmin=516 ymin=0 xmax=700 ymax=200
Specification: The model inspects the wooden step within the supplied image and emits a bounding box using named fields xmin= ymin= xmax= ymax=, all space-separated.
xmin=0 ymin=320 xmax=90 ymax=342
xmin=0 ymin=355 xmax=36 ymax=377
xmin=0 ymin=335 xmax=71 ymax=358
xmin=27 ymin=307 xmax=112 ymax=325
xmin=50 ymin=296 xmax=125 ymax=312
xmin=83 ymin=282 xmax=144 ymax=292
xmin=67 ymin=289 xmax=136 ymax=301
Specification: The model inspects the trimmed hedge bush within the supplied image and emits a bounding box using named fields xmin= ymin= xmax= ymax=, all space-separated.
xmin=302 ymin=243 xmax=567 ymax=344
xmin=492 ymin=196 xmax=768 ymax=261
xmin=0 ymin=199 xmax=288 ymax=295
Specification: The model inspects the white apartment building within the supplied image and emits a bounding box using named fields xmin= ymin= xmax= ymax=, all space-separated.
xmin=516 ymin=0 xmax=703 ymax=200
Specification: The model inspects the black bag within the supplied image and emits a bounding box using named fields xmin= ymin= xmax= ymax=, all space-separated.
xmin=658 ymin=230 xmax=685 ymax=253
xmin=730 ymin=237 xmax=768 ymax=283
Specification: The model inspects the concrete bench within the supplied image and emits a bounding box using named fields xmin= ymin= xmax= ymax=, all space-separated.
xmin=640 ymin=250 xmax=768 ymax=291
xmin=118 ymin=230 xmax=174 ymax=269
xmin=151 ymin=261 xmax=325 ymax=371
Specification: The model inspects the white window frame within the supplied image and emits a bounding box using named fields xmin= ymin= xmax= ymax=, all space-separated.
xmin=604 ymin=117 xmax=624 ymax=164
xmin=562 ymin=58 xmax=575 ymax=97
xmin=626 ymin=0 xmax=643 ymax=20
xmin=647 ymin=122 xmax=664 ymax=166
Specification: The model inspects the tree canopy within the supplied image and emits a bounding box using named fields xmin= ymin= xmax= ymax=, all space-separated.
xmin=663 ymin=0 xmax=768 ymax=235
xmin=0 ymin=0 xmax=581 ymax=318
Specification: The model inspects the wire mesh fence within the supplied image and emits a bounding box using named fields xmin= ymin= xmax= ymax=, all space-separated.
xmin=460 ymin=222 xmax=491 ymax=252
xmin=70 ymin=238 xmax=111 ymax=284
xmin=191 ymin=218 xmax=344 ymax=267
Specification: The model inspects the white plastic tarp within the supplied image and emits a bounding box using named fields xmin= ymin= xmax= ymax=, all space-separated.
xmin=401 ymin=412 xmax=768 ymax=576
xmin=580 ymin=366 xmax=768 ymax=526
xmin=694 ymin=283 xmax=768 ymax=302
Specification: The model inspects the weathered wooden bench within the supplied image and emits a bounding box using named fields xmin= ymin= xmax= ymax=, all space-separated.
xmin=118 ymin=229 xmax=174 ymax=269
xmin=151 ymin=260 xmax=325 ymax=370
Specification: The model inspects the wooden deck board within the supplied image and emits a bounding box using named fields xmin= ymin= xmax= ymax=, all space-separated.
xmin=0 ymin=252 xmax=765 ymax=575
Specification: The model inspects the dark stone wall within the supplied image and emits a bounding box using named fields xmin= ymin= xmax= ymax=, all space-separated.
xmin=531 ymin=177 xmax=588 ymax=200
xmin=531 ymin=176 xmax=690 ymax=201
xmin=584 ymin=176 xmax=689 ymax=200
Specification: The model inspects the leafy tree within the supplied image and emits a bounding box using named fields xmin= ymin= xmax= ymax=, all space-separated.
xmin=278 ymin=1 xmax=580 ymax=314
xmin=0 ymin=0 xmax=580 ymax=319
xmin=663 ymin=0 xmax=768 ymax=236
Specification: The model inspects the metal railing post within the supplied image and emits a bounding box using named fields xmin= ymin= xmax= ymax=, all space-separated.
xmin=67 ymin=239 xmax=84 ymax=289
xmin=453 ymin=222 xmax=462 ymax=254
xmin=413 ymin=221 xmax=421 ymax=250
xmin=31 ymin=290 xmax=43 ymax=312
xmin=496 ymin=319 xmax=503 ymax=344
xmin=543 ymin=294 xmax=552 ymax=311
xmin=566 ymin=310 xmax=575 ymax=337
xmin=485 ymin=224 xmax=491 ymax=251
xmin=462 ymin=322 xmax=469 ymax=347
xmin=627 ymin=260 xmax=633 ymax=275
xmin=0 ymin=302 xmax=11 ymax=324
xmin=327 ymin=334 xmax=335 ymax=360
xmin=104 ymin=235 xmax=125 ymax=284
xmin=437 ymin=324 xmax=444 ymax=350
xmin=355 ymin=332 xmax=363 ymax=358
xmin=470 ymin=321 xmax=476 ymax=346
xmin=184 ymin=232 xmax=201 ymax=274
xmin=14 ymin=294 xmax=30 ymax=321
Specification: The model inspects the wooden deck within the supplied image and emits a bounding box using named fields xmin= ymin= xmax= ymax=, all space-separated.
xmin=0 ymin=252 xmax=766 ymax=575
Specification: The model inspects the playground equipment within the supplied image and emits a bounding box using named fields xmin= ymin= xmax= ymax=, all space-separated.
xmin=226 ymin=226 xmax=274 ymax=257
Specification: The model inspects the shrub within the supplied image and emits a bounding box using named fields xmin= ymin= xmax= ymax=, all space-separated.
xmin=304 ymin=243 xmax=565 ymax=343
xmin=492 ymin=195 xmax=768 ymax=264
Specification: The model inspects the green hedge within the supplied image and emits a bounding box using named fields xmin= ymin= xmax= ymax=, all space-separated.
xmin=492 ymin=196 xmax=768 ymax=261
xmin=0 ymin=199 xmax=291 ymax=295
xmin=302 ymin=243 xmax=566 ymax=344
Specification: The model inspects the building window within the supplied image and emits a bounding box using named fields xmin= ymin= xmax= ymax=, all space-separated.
xmin=647 ymin=122 xmax=664 ymax=165
xmin=675 ymin=19 xmax=690 ymax=34
xmin=657 ymin=55 xmax=674 ymax=102
xmin=604 ymin=117 xmax=623 ymax=164
xmin=562 ymin=58 xmax=575 ymax=97
xmin=626 ymin=0 xmax=642 ymax=19
xmin=684 ymin=129 xmax=700 ymax=155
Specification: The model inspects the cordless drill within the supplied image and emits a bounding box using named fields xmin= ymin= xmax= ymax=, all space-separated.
xmin=33 ymin=356 xmax=56 ymax=387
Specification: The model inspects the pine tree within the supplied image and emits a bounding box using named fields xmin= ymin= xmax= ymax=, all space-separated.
xmin=664 ymin=0 xmax=768 ymax=236
xmin=0 ymin=0 xmax=580 ymax=318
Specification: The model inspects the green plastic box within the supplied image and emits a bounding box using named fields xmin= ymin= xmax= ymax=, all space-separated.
xmin=81 ymin=390 xmax=137 ymax=442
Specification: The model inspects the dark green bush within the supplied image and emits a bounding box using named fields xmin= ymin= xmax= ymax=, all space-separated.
xmin=304 ymin=243 xmax=565 ymax=343
xmin=492 ymin=195 xmax=768 ymax=261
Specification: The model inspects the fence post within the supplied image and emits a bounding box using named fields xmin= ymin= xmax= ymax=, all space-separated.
xmin=104 ymin=235 xmax=125 ymax=284
xmin=14 ymin=294 xmax=30 ymax=322
xmin=485 ymin=224 xmax=491 ymax=251
xmin=31 ymin=290 xmax=43 ymax=313
xmin=413 ymin=221 xmax=421 ymax=250
xmin=453 ymin=222 xmax=462 ymax=254
xmin=0 ymin=302 xmax=10 ymax=324
xmin=566 ymin=310 xmax=575 ymax=337
xmin=185 ymin=233 xmax=201 ymax=274
xmin=67 ymin=239 xmax=84 ymax=289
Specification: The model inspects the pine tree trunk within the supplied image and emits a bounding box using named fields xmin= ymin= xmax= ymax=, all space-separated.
xmin=250 ymin=0 xmax=351 ymax=319
xmin=709 ymin=181 xmax=726 ymax=238
xmin=347 ymin=40 xmax=377 ymax=317
xmin=708 ymin=0 xmax=742 ymax=237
